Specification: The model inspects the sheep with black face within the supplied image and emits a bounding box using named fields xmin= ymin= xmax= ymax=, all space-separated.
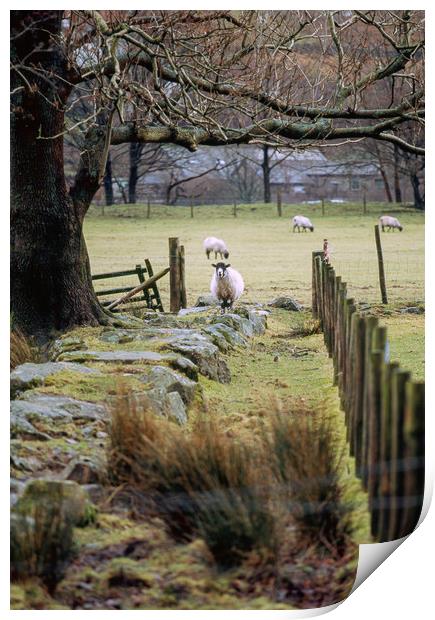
xmin=210 ymin=262 xmax=244 ymax=312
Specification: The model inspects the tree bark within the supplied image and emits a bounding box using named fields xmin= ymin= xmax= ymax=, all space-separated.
xmin=128 ymin=143 xmax=142 ymax=204
xmin=410 ymin=173 xmax=424 ymax=210
xmin=11 ymin=11 xmax=107 ymax=336
xmin=393 ymin=144 xmax=402 ymax=203
xmin=103 ymin=152 xmax=114 ymax=206
xmin=261 ymin=144 xmax=271 ymax=203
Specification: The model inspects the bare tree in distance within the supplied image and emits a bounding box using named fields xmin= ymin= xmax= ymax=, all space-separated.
xmin=11 ymin=10 xmax=424 ymax=334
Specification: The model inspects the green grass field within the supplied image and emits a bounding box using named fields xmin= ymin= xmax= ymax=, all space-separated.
xmin=84 ymin=201 xmax=424 ymax=377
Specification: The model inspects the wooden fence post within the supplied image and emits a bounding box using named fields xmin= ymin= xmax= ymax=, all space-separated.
xmin=374 ymin=224 xmax=388 ymax=304
xmin=388 ymin=368 xmax=411 ymax=541
xmin=312 ymin=251 xmax=323 ymax=319
xmin=233 ymin=202 xmax=237 ymax=217
xmin=277 ymin=190 xmax=282 ymax=217
xmin=400 ymin=381 xmax=425 ymax=537
xmin=147 ymin=198 xmax=151 ymax=219
xmin=367 ymin=326 xmax=388 ymax=536
xmin=169 ymin=237 xmax=181 ymax=313
xmin=377 ymin=361 xmax=399 ymax=541
xmin=367 ymin=348 xmax=384 ymax=537
xmin=363 ymin=192 xmax=367 ymax=215
xmin=335 ymin=280 xmax=347 ymax=393
xmin=349 ymin=314 xmax=365 ymax=461
xmin=342 ymin=298 xmax=356 ymax=412
xmin=179 ymin=245 xmax=187 ymax=309
xmin=332 ymin=275 xmax=342 ymax=383
xmin=360 ymin=315 xmax=379 ymax=484
xmin=190 ymin=201 xmax=194 ymax=218
xmin=321 ymin=198 xmax=325 ymax=216
xmin=315 ymin=256 xmax=323 ymax=327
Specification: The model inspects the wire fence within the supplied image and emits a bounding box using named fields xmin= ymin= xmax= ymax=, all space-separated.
xmin=330 ymin=248 xmax=424 ymax=304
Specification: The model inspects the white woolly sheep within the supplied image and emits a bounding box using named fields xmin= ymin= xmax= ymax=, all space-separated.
xmin=292 ymin=215 xmax=314 ymax=232
xmin=203 ymin=236 xmax=229 ymax=260
xmin=379 ymin=215 xmax=403 ymax=232
xmin=210 ymin=262 xmax=244 ymax=312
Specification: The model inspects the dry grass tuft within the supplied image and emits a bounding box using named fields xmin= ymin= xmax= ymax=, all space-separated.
xmin=108 ymin=387 xmax=355 ymax=567
xmin=10 ymin=327 xmax=42 ymax=370
xmin=108 ymin=386 xmax=277 ymax=567
xmin=270 ymin=319 xmax=321 ymax=340
xmin=264 ymin=402 xmax=353 ymax=556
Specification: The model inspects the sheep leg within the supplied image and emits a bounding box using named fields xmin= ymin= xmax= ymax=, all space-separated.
xmin=206 ymin=250 xmax=210 ymax=259
xmin=293 ymin=225 xmax=297 ymax=233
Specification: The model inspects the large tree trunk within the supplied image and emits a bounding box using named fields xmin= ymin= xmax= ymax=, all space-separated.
xmin=393 ymin=144 xmax=402 ymax=203
xmin=128 ymin=143 xmax=142 ymax=204
xmin=374 ymin=142 xmax=393 ymax=202
xmin=410 ymin=172 xmax=424 ymax=210
xmin=11 ymin=11 xmax=106 ymax=336
xmin=104 ymin=152 xmax=114 ymax=206
xmin=261 ymin=145 xmax=271 ymax=203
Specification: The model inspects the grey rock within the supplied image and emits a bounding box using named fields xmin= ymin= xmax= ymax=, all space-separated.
xmin=143 ymin=314 xmax=183 ymax=328
xmin=165 ymin=339 xmax=231 ymax=383
xmin=97 ymin=326 xmax=225 ymax=382
xmin=400 ymin=306 xmax=424 ymax=314
xmin=60 ymin=455 xmax=106 ymax=485
xmin=204 ymin=323 xmax=247 ymax=348
xmin=210 ymin=313 xmax=254 ymax=338
xmin=14 ymin=479 xmax=96 ymax=527
xmin=11 ymin=478 xmax=25 ymax=496
xmin=11 ymin=453 xmax=44 ymax=473
xmin=248 ymin=310 xmax=267 ymax=335
xmin=167 ymin=355 xmax=199 ymax=381
xmin=141 ymin=365 xmax=197 ymax=405
xmin=50 ymin=336 xmax=87 ymax=360
xmin=232 ymin=306 xmax=250 ymax=319
xmin=15 ymin=393 xmax=106 ymax=421
xmin=268 ymin=297 xmax=303 ymax=312
xmin=11 ymin=394 xmax=106 ymax=441
xmin=137 ymin=387 xmax=188 ymax=425
xmin=10 ymin=409 xmax=51 ymax=441
xmin=111 ymin=313 xmax=144 ymax=328
xmin=10 ymin=479 xmax=25 ymax=507
xmin=165 ymin=391 xmax=188 ymax=425
xmin=200 ymin=325 xmax=232 ymax=352
xmin=10 ymin=362 xmax=100 ymax=398
xmin=195 ymin=294 xmax=219 ymax=307
xmin=178 ymin=306 xmax=211 ymax=316
xmin=99 ymin=331 xmax=135 ymax=344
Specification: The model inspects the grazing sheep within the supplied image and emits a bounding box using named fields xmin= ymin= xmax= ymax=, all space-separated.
xmin=203 ymin=236 xmax=229 ymax=260
xmin=292 ymin=215 xmax=314 ymax=232
xmin=210 ymin=262 xmax=244 ymax=312
xmin=379 ymin=215 xmax=403 ymax=232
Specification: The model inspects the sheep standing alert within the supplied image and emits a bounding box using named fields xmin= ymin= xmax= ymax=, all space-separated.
xmin=203 ymin=237 xmax=229 ymax=260
xmin=292 ymin=215 xmax=314 ymax=232
xmin=379 ymin=215 xmax=403 ymax=232
xmin=210 ymin=262 xmax=244 ymax=312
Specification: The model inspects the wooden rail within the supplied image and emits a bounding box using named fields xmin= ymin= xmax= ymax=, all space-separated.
xmin=312 ymin=250 xmax=425 ymax=542
xmin=92 ymin=260 xmax=164 ymax=312
xmin=107 ymin=268 xmax=170 ymax=311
